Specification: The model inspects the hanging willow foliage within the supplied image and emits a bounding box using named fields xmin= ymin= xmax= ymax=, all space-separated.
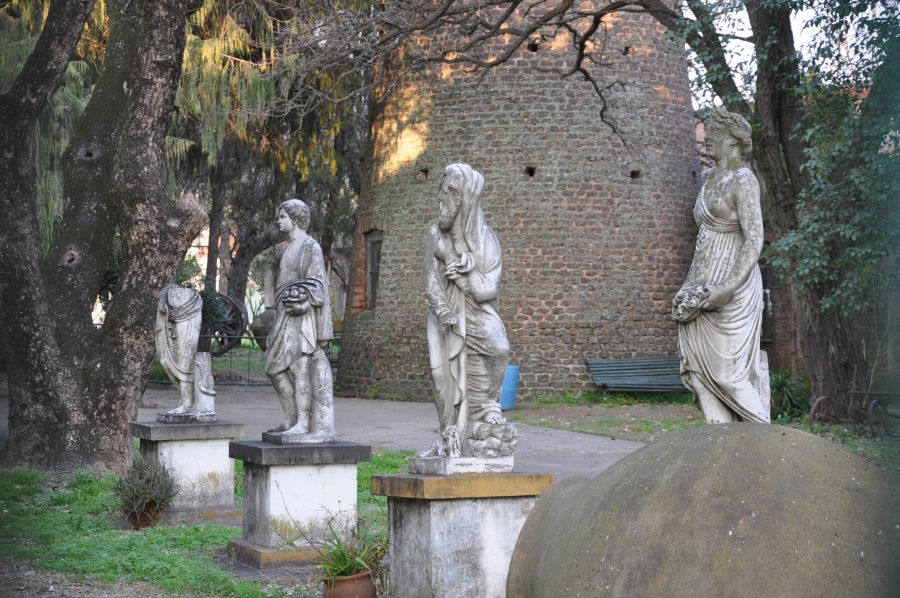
xmin=1 ymin=0 xmax=104 ymax=253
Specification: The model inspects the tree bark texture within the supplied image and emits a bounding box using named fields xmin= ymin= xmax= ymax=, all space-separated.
xmin=1 ymin=0 xmax=206 ymax=473
xmin=204 ymin=176 xmax=227 ymax=290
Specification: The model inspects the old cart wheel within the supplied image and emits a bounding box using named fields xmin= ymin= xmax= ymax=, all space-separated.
xmin=867 ymin=400 xmax=890 ymax=437
xmin=210 ymin=294 xmax=247 ymax=357
xmin=809 ymin=396 xmax=832 ymax=424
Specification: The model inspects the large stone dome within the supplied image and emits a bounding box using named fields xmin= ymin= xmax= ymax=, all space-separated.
xmin=508 ymin=424 xmax=900 ymax=597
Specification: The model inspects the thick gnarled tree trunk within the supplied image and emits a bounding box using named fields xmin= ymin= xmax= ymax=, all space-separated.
xmin=1 ymin=0 xmax=206 ymax=472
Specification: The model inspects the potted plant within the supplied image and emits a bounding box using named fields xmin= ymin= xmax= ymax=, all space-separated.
xmin=315 ymin=517 xmax=387 ymax=598
xmin=114 ymin=457 xmax=179 ymax=529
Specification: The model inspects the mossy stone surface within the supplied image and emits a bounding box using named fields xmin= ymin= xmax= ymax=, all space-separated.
xmin=508 ymin=424 xmax=900 ymax=597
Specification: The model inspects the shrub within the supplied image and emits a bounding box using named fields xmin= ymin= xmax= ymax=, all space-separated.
xmin=113 ymin=457 xmax=179 ymax=528
xmin=770 ymin=370 xmax=810 ymax=420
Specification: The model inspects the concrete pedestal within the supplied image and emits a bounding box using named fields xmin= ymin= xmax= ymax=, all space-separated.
xmin=228 ymin=440 xmax=371 ymax=567
xmin=130 ymin=421 xmax=244 ymax=511
xmin=372 ymin=473 xmax=554 ymax=598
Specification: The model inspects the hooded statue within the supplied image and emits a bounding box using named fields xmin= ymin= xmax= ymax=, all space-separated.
xmin=422 ymin=163 xmax=513 ymax=459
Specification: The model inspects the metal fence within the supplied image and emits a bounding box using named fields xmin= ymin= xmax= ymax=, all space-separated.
xmin=151 ymin=333 xmax=341 ymax=387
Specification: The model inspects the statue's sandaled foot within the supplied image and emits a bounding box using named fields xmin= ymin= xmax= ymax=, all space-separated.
xmin=281 ymin=423 xmax=310 ymax=436
xmin=266 ymin=422 xmax=289 ymax=433
xmin=166 ymin=404 xmax=188 ymax=415
xmin=484 ymin=412 xmax=507 ymax=425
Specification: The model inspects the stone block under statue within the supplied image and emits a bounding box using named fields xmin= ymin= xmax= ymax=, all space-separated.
xmin=372 ymin=472 xmax=553 ymax=598
xmin=129 ymin=420 xmax=244 ymax=512
xmin=228 ymin=440 xmax=371 ymax=568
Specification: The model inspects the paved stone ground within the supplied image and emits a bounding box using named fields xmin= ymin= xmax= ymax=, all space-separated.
xmin=139 ymin=383 xmax=644 ymax=481
xmin=0 ymin=381 xmax=643 ymax=481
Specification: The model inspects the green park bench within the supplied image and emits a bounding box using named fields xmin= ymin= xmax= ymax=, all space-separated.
xmin=586 ymin=356 xmax=686 ymax=394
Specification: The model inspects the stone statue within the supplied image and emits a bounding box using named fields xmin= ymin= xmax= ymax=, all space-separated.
xmin=422 ymin=163 xmax=516 ymax=459
xmin=673 ymin=108 xmax=770 ymax=424
xmin=265 ymin=199 xmax=335 ymax=442
xmin=155 ymin=285 xmax=216 ymax=423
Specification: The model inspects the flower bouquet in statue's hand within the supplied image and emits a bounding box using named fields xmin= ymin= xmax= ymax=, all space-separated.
xmin=672 ymin=284 xmax=714 ymax=322
xmin=281 ymin=283 xmax=312 ymax=317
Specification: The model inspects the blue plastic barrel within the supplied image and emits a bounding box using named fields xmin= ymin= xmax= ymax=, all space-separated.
xmin=499 ymin=364 xmax=519 ymax=411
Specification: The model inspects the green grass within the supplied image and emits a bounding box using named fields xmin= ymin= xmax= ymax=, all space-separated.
xmin=510 ymin=409 xmax=705 ymax=442
xmin=788 ymin=420 xmax=900 ymax=476
xmin=235 ymin=458 xmax=244 ymax=498
xmin=1 ymin=449 xmax=415 ymax=596
xmin=357 ymin=450 xmax=414 ymax=527
xmin=530 ymin=391 xmax=694 ymax=407
xmin=0 ymin=470 xmax=278 ymax=597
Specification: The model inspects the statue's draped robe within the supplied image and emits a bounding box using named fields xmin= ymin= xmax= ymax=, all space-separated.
xmin=427 ymin=169 xmax=507 ymax=428
xmin=155 ymin=285 xmax=202 ymax=387
xmin=678 ymin=171 xmax=769 ymax=422
xmin=266 ymin=236 xmax=333 ymax=375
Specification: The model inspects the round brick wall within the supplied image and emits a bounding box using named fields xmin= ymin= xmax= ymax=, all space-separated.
xmin=338 ymin=11 xmax=701 ymax=401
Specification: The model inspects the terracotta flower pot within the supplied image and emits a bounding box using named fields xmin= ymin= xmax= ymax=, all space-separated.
xmin=322 ymin=571 xmax=376 ymax=598
xmin=129 ymin=503 xmax=162 ymax=530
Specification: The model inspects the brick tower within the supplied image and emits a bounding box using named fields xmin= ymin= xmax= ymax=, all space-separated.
xmin=337 ymin=11 xmax=702 ymax=400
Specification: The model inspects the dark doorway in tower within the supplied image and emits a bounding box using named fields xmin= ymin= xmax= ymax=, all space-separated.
xmin=365 ymin=230 xmax=383 ymax=309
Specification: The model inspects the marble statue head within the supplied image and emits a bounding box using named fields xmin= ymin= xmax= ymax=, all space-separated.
xmin=437 ymin=163 xmax=486 ymax=245
xmin=279 ymin=199 xmax=311 ymax=231
xmin=704 ymin=108 xmax=753 ymax=162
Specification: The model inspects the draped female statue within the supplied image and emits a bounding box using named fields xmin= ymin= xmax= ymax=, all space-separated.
xmin=673 ymin=108 xmax=770 ymax=423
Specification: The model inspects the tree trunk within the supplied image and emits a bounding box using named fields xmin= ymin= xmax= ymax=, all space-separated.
xmin=0 ymin=0 xmax=98 ymax=471
xmin=205 ymin=172 xmax=228 ymax=289
xmin=227 ymin=224 xmax=279 ymax=305
xmin=745 ymin=1 xmax=867 ymax=401
xmin=216 ymin=229 xmax=232 ymax=294
xmin=1 ymin=0 xmax=206 ymax=473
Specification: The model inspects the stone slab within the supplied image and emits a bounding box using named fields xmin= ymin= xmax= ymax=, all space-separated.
xmin=228 ymin=538 xmax=320 ymax=569
xmin=371 ymin=472 xmax=553 ymax=500
xmin=161 ymin=505 xmax=243 ymax=526
xmin=261 ymin=431 xmax=336 ymax=445
xmin=230 ymin=440 xmax=371 ymax=466
xmin=156 ymin=412 xmax=217 ymax=424
xmin=408 ymin=455 xmax=514 ymax=475
xmin=130 ymin=420 xmax=244 ymax=441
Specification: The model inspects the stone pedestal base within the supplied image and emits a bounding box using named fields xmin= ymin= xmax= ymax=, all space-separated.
xmin=130 ymin=421 xmax=244 ymax=511
xmin=227 ymin=538 xmax=320 ymax=568
xmin=372 ymin=473 xmax=553 ymax=598
xmin=408 ymin=455 xmax=513 ymax=475
xmin=229 ymin=440 xmax=371 ymax=567
xmin=261 ymin=431 xmax=336 ymax=445
xmin=156 ymin=411 xmax=217 ymax=424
